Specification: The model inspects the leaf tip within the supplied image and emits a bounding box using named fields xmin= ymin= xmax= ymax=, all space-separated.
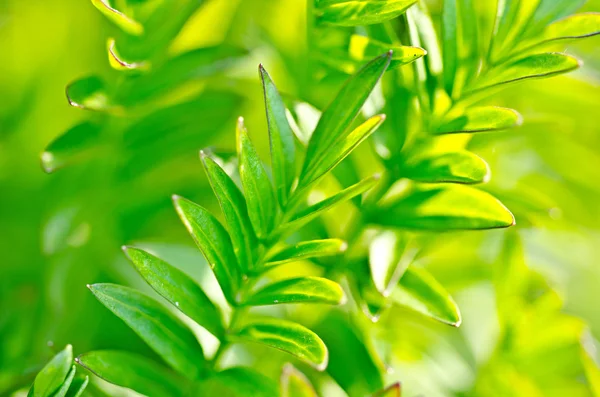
xmin=340 ymin=241 xmax=348 ymax=252
xmin=40 ymin=151 xmax=55 ymax=173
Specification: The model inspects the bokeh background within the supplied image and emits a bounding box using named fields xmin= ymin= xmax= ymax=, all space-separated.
xmin=1 ymin=0 xmax=599 ymax=395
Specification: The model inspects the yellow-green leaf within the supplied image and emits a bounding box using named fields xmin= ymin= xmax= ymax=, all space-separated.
xmin=434 ymin=106 xmax=522 ymax=134
xmin=41 ymin=122 xmax=102 ymax=173
xmin=198 ymin=367 xmax=278 ymax=397
xmin=281 ymin=364 xmax=318 ymax=397
xmin=66 ymin=76 xmax=113 ymax=112
xmin=402 ymin=151 xmax=491 ymax=184
xmin=265 ymin=239 xmax=347 ymax=266
xmin=32 ymin=345 xmax=73 ymax=397
xmin=348 ymin=35 xmax=426 ymax=69
xmin=91 ymin=0 xmax=144 ymax=36
xmin=316 ymin=0 xmax=417 ymax=26
xmin=244 ymin=277 xmax=346 ymax=306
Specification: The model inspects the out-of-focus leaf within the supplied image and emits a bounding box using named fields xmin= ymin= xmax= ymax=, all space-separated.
xmin=107 ymin=38 xmax=149 ymax=71
xmin=88 ymin=283 xmax=205 ymax=377
xmin=91 ymin=0 xmax=144 ymax=35
xmin=31 ymin=345 xmax=73 ymax=397
xmin=348 ymin=35 xmax=426 ymax=69
xmin=202 ymin=153 xmax=258 ymax=274
xmin=237 ymin=118 xmax=277 ymax=239
xmin=265 ymin=239 xmax=347 ymax=266
xmin=76 ymin=351 xmax=188 ymax=397
xmin=300 ymin=114 xmax=386 ymax=187
xmin=315 ymin=0 xmax=417 ymax=26
xmin=66 ymin=76 xmax=113 ymax=112
xmin=281 ymin=364 xmax=318 ymax=397
xmin=370 ymin=184 xmax=515 ymax=230
xmin=433 ymin=106 xmax=522 ymax=134
xmin=523 ymin=13 xmax=600 ymax=52
xmin=173 ymin=195 xmax=240 ymax=305
xmin=64 ymin=376 xmax=88 ymax=397
xmin=523 ymin=0 xmax=586 ymax=38
xmin=392 ymin=267 xmax=461 ymax=326
xmin=198 ymin=367 xmax=278 ymax=397
xmin=369 ymin=231 xmax=414 ymax=295
xmin=469 ymin=53 xmax=581 ymax=93
xmin=41 ymin=122 xmax=102 ymax=173
xmin=260 ymin=65 xmax=296 ymax=207
xmin=234 ymin=318 xmax=328 ymax=370
xmin=301 ymin=53 xmax=391 ymax=184
xmin=244 ymin=277 xmax=346 ymax=306
xmin=50 ymin=366 xmax=75 ymax=397
xmin=402 ymin=151 xmax=490 ymax=184
xmin=373 ymin=383 xmax=401 ymax=396
xmin=123 ymin=246 xmax=225 ymax=338
xmin=582 ymin=351 xmax=600 ymax=396
xmin=442 ymin=0 xmax=458 ymax=95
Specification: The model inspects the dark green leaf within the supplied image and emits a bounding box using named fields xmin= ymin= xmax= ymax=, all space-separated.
xmin=433 ymin=106 xmax=522 ymax=134
xmin=316 ymin=0 xmax=417 ymax=26
xmin=202 ymin=153 xmax=258 ymax=274
xmin=91 ymin=0 xmax=144 ymax=35
xmin=281 ymin=364 xmax=318 ymax=397
xmin=237 ymin=117 xmax=277 ymax=239
xmin=234 ymin=318 xmax=328 ymax=370
xmin=123 ymin=246 xmax=225 ymax=338
xmin=392 ymin=267 xmax=461 ymax=326
xmin=402 ymin=151 xmax=491 ymax=184
xmin=41 ymin=122 xmax=102 ymax=173
xmin=370 ymin=184 xmax=515 ymax=230
xmin=66 ymin=76 xmax=113 ymax=112
xmin=265 ymin=239 xmax=347 ymax=266
xmin=32 ymin=345 xmax=73 ymax=397
xmin=244 ymin=277 xmax=346 ymax=306
xmin=88 ymin=283 xmax=205 ymax=377
xmin=260 ymin=65 xmax=296 ymax=207
xmin=76 ymin=351 xmax=189 ymax=397
xmin=173 ymin=195 xmax=240 ymax=305
xmin=198 ymin=367 xmax=278 ymax=397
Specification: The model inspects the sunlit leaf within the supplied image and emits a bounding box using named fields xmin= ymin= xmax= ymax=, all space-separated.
xmin=582 ymin=351 xmax=600 ymax=396
xmin=442 ymin=0 xmax=458 ymax=95
xmin=348 ymin=35 xmax=426 ymax=69
xmin=123 ymin=246 xmax=225 ymax=338
xmin=402 ymin=151 xmax=491 ymax=184
xmin=373 ymin=383 xmax=402 ymax=396
xmin=107 ymin=38 xmax=149 ymax=71
xmin=66 ymin=76 xmax=113 ymax=112
xmin=88 ymin=283 xmax=205 ymax=377
xmin=91 ymin=0 xmax=144 ymax=35
xmin=281 ymin=364 xmax=318 ymax=397
xmin=173 ymin=195 xmax=240 ymax=305
xmin=31 ymin=345 xmax=73 ymax=397
xmin=265 ymin=239 xmax=347 ymax=266
xmin=369 ymin=231 xmax=414 ymax=295
xmin=392 ymin=267 xmax=461 ymax=326
xmin=64 ymin=376 xmax=88 ymax=397
xmin=370 ymin=184 xmax=515 ymax=230
xmin=244 ymin=277 xmax=346 ymax=306
xmin=316 ymin=0 xmax=417 ymax=26
xmin=522 ymin=13 xmax=600 ymax=52
xmin=433 ymin=106 xmax=522 ymax=134
xmin=41 ymin=122 xmax=102 ymax=173
xmin=198 ymin=367 xmax=278 ymax=397
xmin=76 ymin=351 xmax=189 ymax=397
xmin=50 ymin=366 xmax=76 ymax=397
xmin=260 ymin=65 xmax=296 ymax=207
xmin=234 ymin=318 xmax=328 ymax=370
xmin=237 ymin=117 xmax=277 ymax=239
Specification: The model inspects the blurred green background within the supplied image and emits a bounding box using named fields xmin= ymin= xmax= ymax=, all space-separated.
xmin=1 ymin=0 xmax=600 ymax=396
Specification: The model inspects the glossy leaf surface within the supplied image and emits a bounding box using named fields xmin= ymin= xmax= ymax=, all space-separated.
xmin=316 ymin=0 xmax=417 ymax=26
xmin=66 ymin=76 xmax=112 ymax=112
xmin=265 ymin=239 xmax=347 ymax=266
xmin=244 ymin=277 xmax=345 ymax=306
xmin=32 ymin=345 xmax=73 ymax=397
xmin=434 ymin=106 xmax=522 ymax=134
xmin=402 ymin=151 xmax=490 ymax=184
xmin=91 ymin=0 xmax=143 ymax=35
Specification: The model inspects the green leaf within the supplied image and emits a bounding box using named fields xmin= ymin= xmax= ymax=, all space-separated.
xmin=202 ymin=153 xmax=258 ymax=274
xmin=402 ymin=151 xmax=491 ymax=184
xmin=49 ymin=366 xmax=76 ymax=397
xmin=369 ymin=231 xmax=414 ymax=295
xmin=123 ymin=246 xmax=225 ymax=338
xmin=442 ymin=0 xmax=458 ymax=95
xmin=301 ymin=52 xmax=392 ymax=184
xmin=582 ymin=351 xmax=600 ymax=396
xmin=525 ymin=12 xmax=600 ymax=51
xmin=41 ymin=122 xmax=102 ymax=173
xmin=32 ymin=345 xmax=73 ymax=397
xmin=433 ymin=106 xmax=522 ymax=134
xmin=233 ymin=318 xmax=328 ymax=370
xmin=107 ymin=38 xmax=149 ymax=71
xmin=392 ymin=267 xmax=461 ymax=326
xmin=66 ymin=76 xmax=113 ymax=112
xmin=300 ymin=114 xmax=386 ymax=187
xmin=64 ymin=376 xmax=88 ymax=397
xmin=199 ymin=367 xmax=278 ymax=397
xmin=91 ymin=0 xmax=144 ymax=35
xmin=316 ymin=0 xmax=417 ymax=26
xmin=281 ymin=364 xmax=318 ymax=397
xmin=265 ymin=239 xmax=348 ymax=266
xmin=88 ymin=283 xmax=205 ymax=377
xmin=469 ymin=53 xmax=581 ymax=93
xmin=244 ymin=277 xmax=346 ymax=306
xmin=237 ymin=117 xmax=277 ymax=239
xmin=369 ymin=184 xmax=515 ymax=230
xmin=173 ymin=195 xmax=240 ymax=305
xmin=348 ymin=35 xmax=426 ymax=69
xmin=373 ymin=383 xmax=401 ymax=397
xmin=76 ymin=351 xmax=188 ymax=397
xmin=259 ymin=65 xmax=296 ymax=207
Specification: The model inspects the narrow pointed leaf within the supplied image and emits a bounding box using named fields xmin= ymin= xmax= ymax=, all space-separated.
xmin=64 ymin=376 xmax=88 ymax=397
xmin=300 ymin=114 xmax=386 ymax=187
xmin=199 ymin=367 xmax=278 ymax=397
xmin=88 ymin=283 xmax=205 ymax=377
xmin=41 ymin=122 xmax=102 ymax=173
xmin=244 ymin=277 xmax=346 ymax=306
xmin=281 ymin=364 xmax=318 ymax=397
xmin=49 ymin=366 xmax=76 ymax=397
xmin=402 ymin=151 xmax=490 ymax=184
xmin=76 ymin=351 xmax=188 ymax=397
xmin=369 ymin=231 xmax=413 ymax=295
xmin=349 ymin=35 xmax=426 ymax=69
xmin=237 ymin=118 xmax=277 ymax=238
xmin=524 ymin=13 xmax=600 ymax=51
xmin=202 ymin=153 xmax=257 ymax=273
xmin=66 ymin=76 xmax=113 ymax=112
xmin=173 ymin=195 xmax=240 ymax=305
xmin=316 ymin=0 xmax=417 ymax=26
xmin=470 ymin=53 xmax=581 ymax=93
xmin=442 ymin=0 xmax=458 ymax=95
xmin=123 ymin=247 xmax=225 ymax=338
xmin=370 ymin=184 xmax=515 ymax=230
xmin=260 ymin=65 xmax=296 ymax=207
xmin=302 ymin=52 xmax=392 ymax=181
xmin=265 ymin=239 xmax=347 ymax=266
xmin=434 ymin=106 xmax=522 ymax=134
xmin=107 ymin=38 xmax=149 ymax=71
xmin=234 ymin=318 xmax=328 ymax=370
xmin=32 ymin=345 xmax=73 ymax=397
xmin=392 ymin=267 xmax=461 ymax=326
xmin=91 ymin=0 xmax=143 ymax=35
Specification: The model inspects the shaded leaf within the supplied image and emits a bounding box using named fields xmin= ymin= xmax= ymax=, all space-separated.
xmin=123 ymin=246 xmax=225 ymax=338
xmin=76 ymin=351 xmax=188 ymax=397
xmin=41 ymin=122 xmax=102 ymax=173
xmin=244 ymin=277 xmax=346 ymax=306
xmin=88 ymin=283 xmax=205 ymax=377
xmin=348 ymin=35 xmax=426 ymax=69
xmin=107 ymin=38 xmax=149 ymax=71
xmin=66 ymin=76 xmax=113 ymax=112
xmin=32 ymin=345 xmax=72 ymax=397
xmin=234 ymin=318 xmax=328 ymax=370
xmin=198 ymin=367 xmax=278 ymax=397
xmin=402 ymin=151 xmax=491 ymax=184
xmin=392 ymin=267 xmax=461 ymax=326
xmin=434 ymin=106 xmax=522 ymax=134
xmin=524 ymin=12 xmax=600 ymax=52
xmin=442 ymin=0 xmax=458 ymax=95
xmin=265 ymin=239 xmax=348 ymax=266
xmin=281 ymin=364 xmax=318 ymax=397
xmin=173 ymin=195 xmax=240 ymax=305
xmin=51 ymin=366 xmax=76 ymax=397
xmin=316 ymin=0 xmax=417 ymax=26
xmin=64 ymin=376 xmax=88 ymax=397
xmin=369 ymin=184 xmax=515 ymax=230
xmin=91 ymin=0 xmax=143 ymax=35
